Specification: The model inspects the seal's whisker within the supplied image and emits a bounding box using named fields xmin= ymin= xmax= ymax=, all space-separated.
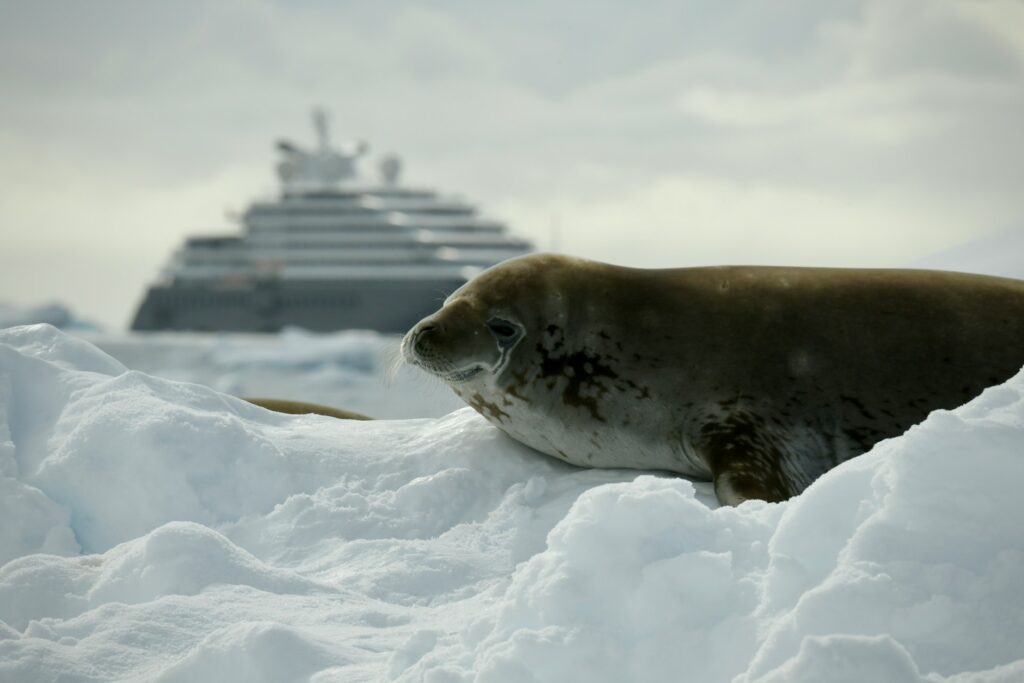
xmin=380 ymin=343 xmax=406 ymax=386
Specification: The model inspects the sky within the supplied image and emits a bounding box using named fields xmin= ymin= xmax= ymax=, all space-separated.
xmin=1 ymin=0 xmax=1023 ymax=329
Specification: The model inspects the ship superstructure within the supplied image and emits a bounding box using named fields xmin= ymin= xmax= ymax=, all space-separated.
xmin=132 ymin=111 xmax=533 ymax=332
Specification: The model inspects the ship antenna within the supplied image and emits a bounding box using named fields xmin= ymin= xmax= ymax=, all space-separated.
xmin=312 ymin=107 xmax=330 ymax=152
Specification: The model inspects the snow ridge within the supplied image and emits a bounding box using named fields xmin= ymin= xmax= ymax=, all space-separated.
xmin=1 ymin=324 xmax=1022 ymax=682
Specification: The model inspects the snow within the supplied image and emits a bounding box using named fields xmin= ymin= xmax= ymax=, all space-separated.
xmin=82 ymin=327 xmax=464 ymax=419
xmin=0 ymin=302 xmax=99 ymax=332
xmin=1 ymin=323 xmax=1023 ymax=682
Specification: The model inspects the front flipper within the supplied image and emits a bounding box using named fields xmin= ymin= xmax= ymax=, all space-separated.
xmin=244 ymin=397 xmax=372 ymax=421
xmin=697 ymin=416 xmax=795 ymax=505
xmin=710 ymin=463 xmax=788 ymax=506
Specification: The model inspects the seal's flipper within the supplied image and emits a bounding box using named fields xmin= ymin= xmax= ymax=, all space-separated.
xmin=244 ymin=398 xmax=372 ymax=421
xmin=698 ymin=417 xmax=793 ymax=505
xmin=711 ymin=465 xmax=785 ymax=506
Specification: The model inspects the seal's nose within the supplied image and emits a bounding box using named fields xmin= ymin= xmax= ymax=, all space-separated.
xmin=412 ymin=321 xmax=439 ymax=353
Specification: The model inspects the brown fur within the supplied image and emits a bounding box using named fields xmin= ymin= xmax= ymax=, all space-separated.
xmin=244 ymin=397 xmax=371 ymax=421
xmin=405 ymin=254 xmax=1024 ymax=505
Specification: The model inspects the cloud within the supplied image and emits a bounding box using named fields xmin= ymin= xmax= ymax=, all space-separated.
xmin=850 ymin=0 xmax=1023 ymax=78
xmin=495 ymin=173 xmax=1007 ymax=268
xmin=0 ymin=0 xmax=1022 ymax=327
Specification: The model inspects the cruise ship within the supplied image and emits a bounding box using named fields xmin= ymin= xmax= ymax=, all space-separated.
xmin=131 ymin=111 xmax=534 ymax=333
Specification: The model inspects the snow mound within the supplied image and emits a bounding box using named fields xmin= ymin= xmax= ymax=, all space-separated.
xmin=85 ymin=328 xmax=464 ymax=419
xmin=1 ymin=324 xmax=1022 ymax=682
xmin=154 ymin=621 xmax=355 ymax=683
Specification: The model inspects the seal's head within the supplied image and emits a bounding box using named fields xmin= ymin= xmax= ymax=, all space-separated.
xmin=402 ymin=252 xmax=664 ymax=474
xmin=401 ymin=253 xmax=576 ymax=387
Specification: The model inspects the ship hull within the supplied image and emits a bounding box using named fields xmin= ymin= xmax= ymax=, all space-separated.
xmin=130 ymin=278 xmax=466 ymax=333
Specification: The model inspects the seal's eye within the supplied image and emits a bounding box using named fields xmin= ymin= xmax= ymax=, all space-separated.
xmin=486 ymin=318 xmax=521 ymax=346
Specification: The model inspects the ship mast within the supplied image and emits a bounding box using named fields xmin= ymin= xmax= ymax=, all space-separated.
xmin=275 ymin=108 xmax=367 ymax=193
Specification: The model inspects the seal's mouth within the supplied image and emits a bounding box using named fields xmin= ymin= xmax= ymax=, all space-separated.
xmin=401 ymin=334 xmax=486 ymax=385
xmin=443 ymin=365 xmax=485 ymax=383
xmin=408 ymin=356 xmax=486 ymax=384
xmin=400 ymin=315 xmax=497 ymax=385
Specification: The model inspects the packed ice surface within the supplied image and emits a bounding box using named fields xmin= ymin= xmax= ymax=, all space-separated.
xmin=1 ymin=324 xmax=1023 ymax=682
xmin=83 ymin=328 xmax=464 ymax=419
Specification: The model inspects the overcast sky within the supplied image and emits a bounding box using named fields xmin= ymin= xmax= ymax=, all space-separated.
xmin=2 ymin=0 xmax=1023 ymax=329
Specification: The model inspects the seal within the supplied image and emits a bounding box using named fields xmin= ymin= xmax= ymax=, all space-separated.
xmin=245 ymin=397 xmax=371 ymax=421
xmin=402 ymin=253 xmax=1024 ymax=505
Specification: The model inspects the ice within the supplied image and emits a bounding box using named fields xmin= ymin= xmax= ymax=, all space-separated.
xmin=83 ymin=327 xmax=463 ymax=419
xmin=1 ymin=323 xmax=1023 ymax=682
xmin=0 ymin=302 xmax=99 ymax=332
